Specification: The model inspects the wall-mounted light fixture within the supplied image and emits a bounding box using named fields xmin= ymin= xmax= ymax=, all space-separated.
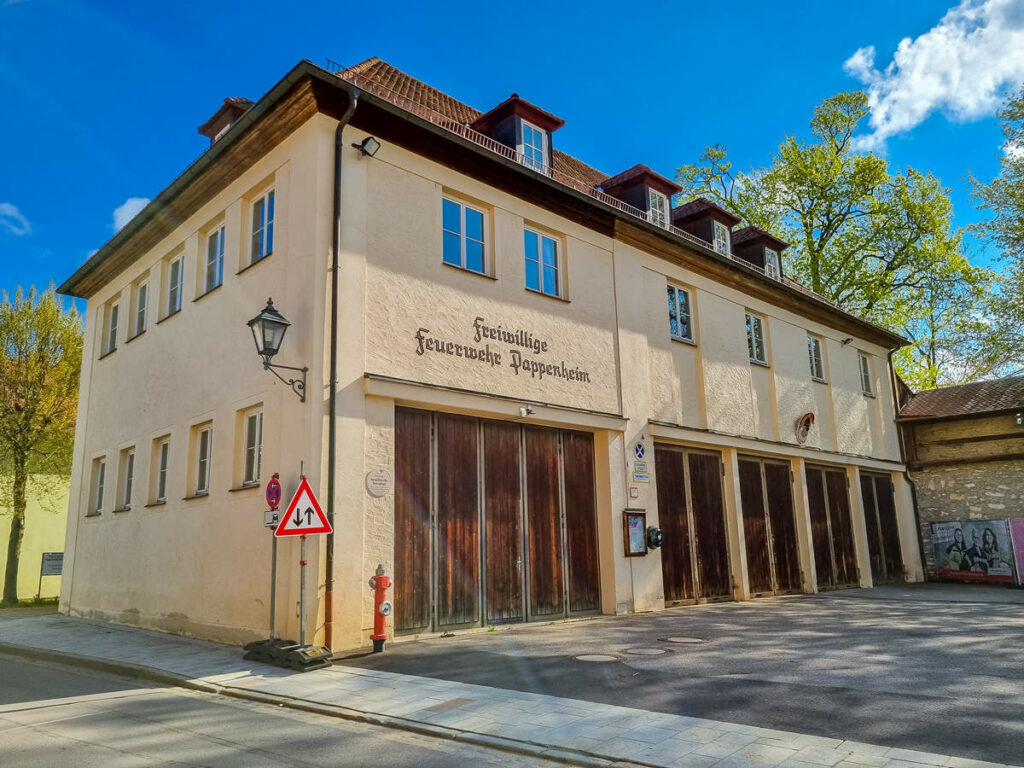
xmin=247 ymin=298 xmax=308 ymax=402
xmin=841 ymin=337 xmax=853 ymax=346
xmin=519 ymin=405 xmax=535 ymax=418
xmin=352 ymin=136 xmax=381 ymax=158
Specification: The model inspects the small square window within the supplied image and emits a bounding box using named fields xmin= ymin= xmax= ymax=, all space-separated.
xmin=859 ymin=353 xmax=874 ymax=395
xmin=667 ymin=284 xmax=694 ymax=343
xmin=251 ymin=191 xmax=275 ymax=264
xmin=746 ymin=313 xmax=767 ymax=365
xmin=524 ymin=228 xmax=560 ymax=297
xmin=441 ymin=198 xmax=487 ymax=274
xmin=807 ymin=335 xmax=826 ymax=382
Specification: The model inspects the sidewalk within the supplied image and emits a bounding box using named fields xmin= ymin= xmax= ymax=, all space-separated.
xmin=0 ymin=613 xmax=1017 ymax=768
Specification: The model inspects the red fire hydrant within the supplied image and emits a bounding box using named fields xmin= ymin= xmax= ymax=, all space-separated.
xmin=368 ymin=563 xmax=392 ymax=653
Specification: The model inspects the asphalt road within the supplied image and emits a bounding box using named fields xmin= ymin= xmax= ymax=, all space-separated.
xmin=0 ymin=654 xmax=556 ymax=767
xmin=344 ymin=589 xmax=1024 ymax=765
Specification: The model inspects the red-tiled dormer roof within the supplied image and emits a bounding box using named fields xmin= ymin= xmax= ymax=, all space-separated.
xmin=600 ymin=165 xmax=681 ymax=197
xmin=471 ymin=93 xmax=565 ymax=134
xmin=732 ymin=225 xmax=789 ymax=251
xmin=898 ymin=376 xmax=1024 ymax=422
xmin=336 ymin=57 xmax=608 ymax=189
xmin=672 ymin=197 xmax=741 ymax=226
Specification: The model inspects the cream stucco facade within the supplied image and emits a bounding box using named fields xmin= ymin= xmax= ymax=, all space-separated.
xmin=59 ymin=62 xmax=923 ymax=650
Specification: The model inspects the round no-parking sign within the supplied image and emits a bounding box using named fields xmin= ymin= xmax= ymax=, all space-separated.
xmin=266 ymin=475 xmax=282 ymax=510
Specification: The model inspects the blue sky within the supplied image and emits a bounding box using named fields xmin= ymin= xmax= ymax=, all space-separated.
xmin=2 ymin=0 xmax=1022 ymax=304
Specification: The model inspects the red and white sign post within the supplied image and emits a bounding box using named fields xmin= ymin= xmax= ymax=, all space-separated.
xmin=275 ymin=473 xmax=332 ymax=645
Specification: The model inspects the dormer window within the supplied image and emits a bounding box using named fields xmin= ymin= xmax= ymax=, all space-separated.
xmin=765 ymin=249 xmax=781 ymax=279
xmin=713 ymin=220 xmax=731 ymax=255
xmin=520 ymin=120 xmax=548 ymax=173
xmin=648 ymin=189 xmax=669 ymax=228
xmin=729 ymin=226 xmax=789 ymax=280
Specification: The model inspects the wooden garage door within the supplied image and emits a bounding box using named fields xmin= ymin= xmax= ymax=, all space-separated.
xmin=483 ymin=421 xmax=523 ymax=624
xmin=656 ymin=446 xmax=731 ymax=603
xmin=525 ymin=426 xmax=564 ymax=618
xmin=861 ymin=473 xmax=904 ymax=583
xmin=394 ymin=408 xmax=432 ymax=633
xmin=739 ymin=456 xmax=801 ymax=595
xmin=563 ymin=430 xmax=601 ymax=613
xmin=806 ymin=466 xmax=858 ymax=590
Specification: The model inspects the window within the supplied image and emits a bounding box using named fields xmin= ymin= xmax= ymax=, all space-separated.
xmin=764 ymin=248 xmax=781 ymax=280
xmin=251 ymin=191 xmax=275 ymax=263
xmin=154 ymin=437 xmax=170 ymax=503
xmin=119 ymin=448 xmax=135 ymax=510
xmin=205 ymin=226 xmax=225 ymax=292
xmin=243 ymin=410 xmax=263 ymax=485
xmin=713 ymin=221 xmax=731 ymax=256
xmin=859 ymin=353 xmax=874 ymax=395
xmin=519 ymin=121 xmax=547 ymax=172
xmin=746 ymin=313 xmax=767 ymax=364
xmin=134 ymin=282 xmax=148 ymax=336
xmin=807 ymin=335 xmax=826 ymax=382
xmin=195 ymin=426 xmax=212 ymax=495
xmin=524 ymin=229 xmax=560 ymax=297
xmin=91 ymin=459 xmax=106 ymax=514
xmin=648 ymin=188 xmax=669 ymax=228
xmin=667 ymin=284 xmax=694 ymax=342
xmin=104 ymin=302 xmax=119 ymax=354
xmin=441 ymin=198 xmax=486 ymax=274
xmin=167 ymin=256 xmax=183 ymax=316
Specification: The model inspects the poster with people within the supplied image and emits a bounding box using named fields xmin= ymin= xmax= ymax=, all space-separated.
xmin=931 ymin=520 xmax=1017 ymax=584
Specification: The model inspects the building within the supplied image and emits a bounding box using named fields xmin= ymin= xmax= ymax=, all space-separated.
xmin=898 ymin=376 xmax=1024 ymax=582
xmin=57 ymin=58 xmax=923 ymax=648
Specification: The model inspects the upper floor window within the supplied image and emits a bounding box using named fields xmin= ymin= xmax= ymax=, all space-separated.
xmin=195 ymin=425 xmax=212 ymax=495
xmin=746 ymin=313 xmax=767 ymax=365
xmin=713 ymin=221 xmax=731 ymax=256
xmin=520 ymin=121 xmax=547 ymax=172
xmin=251 ymin=191 xmax=275 ymax=264
xmin=524 ymin=228 xmax=560 ymax=297
xmin=134 ymin=281 xmax=148 ymax=336
xmin=648 ymin=189 xmax=669 ymax=228
xmin=167 ymin=256 xmax=183 ymax=316
xmin=243 ymin=409 xmax=263 ymax=486
xmin=442 ymin=198 xmax=486 ymax=274
xmin=103 ymin=302 xmax=119 ymax=355
xmin=119 ymin=448 xmax=135 ymax=510
xmin=205 ymin=226 xmax=225 ymax=292
xmin=859 ymin=353 xmax=874 ymax=396
xmin=764 ymin=248 xmax=781 ymax=280
xmin=667 ymin=284 xmax=694 ymax=343
xmin=807 ymin=335 xmax=826 ymax=382
xmin=153 ymin=437 xmax=170 ymax=503
xmin=90 ymin=458 xmax=106 ymax=515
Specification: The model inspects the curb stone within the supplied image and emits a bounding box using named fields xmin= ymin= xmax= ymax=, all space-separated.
xmin=0 ymin=640 xmax=639 ymax=767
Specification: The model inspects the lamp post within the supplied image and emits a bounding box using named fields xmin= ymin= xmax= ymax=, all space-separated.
xmin=247 ymin=298 xmax=308 ymax=402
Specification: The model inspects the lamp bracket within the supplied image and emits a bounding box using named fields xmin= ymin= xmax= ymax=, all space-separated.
xmin=262 ymin=357 xmax=308 ymax=402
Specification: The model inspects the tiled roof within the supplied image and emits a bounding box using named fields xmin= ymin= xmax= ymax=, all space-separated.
xmin=898 ymin=376 xmax=1024 ymax=421
xmin=600 ymin=164 xmax=681 ymax=195
xmin=672 ymin=197 xmax=741 ymax=225
xmin=337 ymin=57 xmax=609 ymax=188
xmin=732 ymin=225 xmax=789 ymax=251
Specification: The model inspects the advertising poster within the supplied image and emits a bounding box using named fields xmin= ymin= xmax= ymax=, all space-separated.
xmin=1010 ymin=519 xmax=1024 ymax=587
xmin=930 ymin=520 xmax=1017 ymax=584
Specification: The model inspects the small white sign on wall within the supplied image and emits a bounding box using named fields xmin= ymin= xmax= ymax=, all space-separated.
xmin=366 ymin=468 xmax=394 ymax=498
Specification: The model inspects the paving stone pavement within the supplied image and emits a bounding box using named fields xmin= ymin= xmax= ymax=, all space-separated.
xmin=0 ymin=613 xmax=1019 ymax=768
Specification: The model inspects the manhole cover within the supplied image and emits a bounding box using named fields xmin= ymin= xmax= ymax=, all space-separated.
xmin=663 ymin=637 xmax=707 ymax=644
xmin=576 ymin=654 xmax=618 ymax=662
xmin=625 ymin=647 xmax=667 ymax=656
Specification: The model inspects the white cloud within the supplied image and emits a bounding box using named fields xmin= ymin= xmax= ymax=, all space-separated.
xmin=112 ymin=197 xmax=150 ymax=232
xmin=844 ymin=0 xmax=1024 ymax=151
xmin=0 ymin=202 xmax=31 ymax=236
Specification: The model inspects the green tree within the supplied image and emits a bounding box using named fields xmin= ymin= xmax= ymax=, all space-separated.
xmin=0 ymin=286 xmax=82 ymax=605
xmin=677 ymin=91 xmax=1018 ymax=385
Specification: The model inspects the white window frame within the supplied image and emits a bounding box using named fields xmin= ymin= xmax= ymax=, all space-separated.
xmin=155 ymin=438 xmax=170 ymax=503
xmin=859 ymin=353 xmax=874 ymax=396
xmin=167 ymin=256 xmax=183 ymax=316
xmin=524 ymin=227 xmax=561 ymax=298
xmin=764 ymin=248 xmax=781 ymax=280
xmin=93 ymin=459 xmax=106 ymax=514
xmin=807 ymin=335 xmax=826 ymax=382
xmin=648 ymin=188 xmax=669 ymax=228
xmin=667 ymin=284 xmax=694 ymax=343
xmin=243 ymin=410 xmax=263 ymax=486
xmin=104 ymin=302 xmax=119 ymax=354
xmin=205 ymin=226 xmax=225 ymax=293
xmin=441 ymin=197 xmax=487 ymax=274
xmin=121 ymin=449 xmax=135 ymax=510
xmin=746 ymin=313 xmax=768 ymax=365
xmin=134 ymin=281 xmax=148 ymax=336
xmin=713 ymin=220 xmax=731 ymax=256
xmin=195 ymin=426 xmax=212 ymax=495
xmin=250 ymin=190 xmax=275 ymax=264
xmin=519 ymin=120 xmax=548 ymax=173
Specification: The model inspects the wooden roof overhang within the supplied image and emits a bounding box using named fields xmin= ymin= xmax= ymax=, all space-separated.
xmin=59 ymin=62 xmax=907 ymax=350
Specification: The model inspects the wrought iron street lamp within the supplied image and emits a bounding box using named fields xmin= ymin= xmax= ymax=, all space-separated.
xmin=247 ymin=298 xmax=308 ymax=402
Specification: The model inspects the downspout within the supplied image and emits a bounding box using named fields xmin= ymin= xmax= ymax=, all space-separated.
xmin=888 ymin=348 xmax=927 ymax=579
xmin=326 ymin=87 xmax=360 ymax=651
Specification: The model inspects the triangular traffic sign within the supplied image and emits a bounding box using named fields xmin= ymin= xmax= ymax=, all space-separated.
xmin=274 ymin=476 xmax=332 ymax=537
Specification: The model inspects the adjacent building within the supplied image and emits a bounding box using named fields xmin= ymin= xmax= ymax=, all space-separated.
xmin=57 ymin=58 xmax=923 ymax=648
